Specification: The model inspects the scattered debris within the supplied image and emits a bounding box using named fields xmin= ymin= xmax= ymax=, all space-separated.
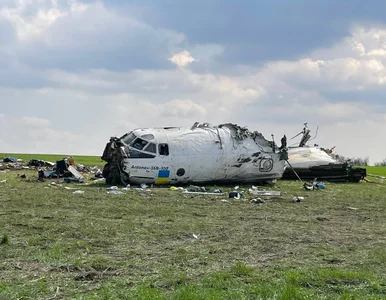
xmin=229 ymin=191 xmax=241 ymax=199
xmin=347 ymin=207 xmax=359 ymax=211
xmin=64 ymin=177 xmax=83 ymax=183
xmin=169 ymin=185 xmax=226 ymax=195
xmin=303 ymin=179 xmax=325 ymax=191
xmin=187 ymin=185 xmax=206 ymax=193
xmin=28 ymin=159 xmax=55 ymax=168
xmin=183 ymin=191 xmax=225 ymax=195
xmin=107 ymin=186 xmax=119 ymax=190
xmin=292 ymin=196 xmax=304 ymax=203
xmin=107 ymin=190 xmax=124 ymax=195
xmin=170 ymin=186 xmax=184 ymax=191
xmin=366 ymin=174 xmax=385 ymax=184
xmin=2 ymin=157 xmax=18 ymax=163
xmin=249 ymin=189 xmax=281 ymax=196
xmin=303 ymin=182 xmax=314 ymax=191
xmin=192 ymin=234 xmax=200 ymax=239
xmin=68 ymin=165 xmax=84 ymax=182
xmin=73 ymin=190 xmax=85 ymax=194
xmin=0 ymin=179 xmax=6 ymax=183
xmin=251 ymin=198 xmax=265 ymax=204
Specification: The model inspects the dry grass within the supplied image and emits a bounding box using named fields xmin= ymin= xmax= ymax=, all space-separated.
xmin=1 ymin=168 xmax=386 ymax=299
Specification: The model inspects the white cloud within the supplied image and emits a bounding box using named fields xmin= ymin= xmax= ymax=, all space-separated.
xmin=1 ymin=0 xmax=386 ymax=164
xmin=21 ymin=116 xmax=51 ymax=128
xmin=0 ymin=0 xmax=187 ymax=71
xmin=169 ymin=50 xmax=195 ymax=67
xmin=0 ymin=0 xmax=71 ymax=40
xmin=0 ymin=114 xmax=86 ymax=154
xmin=161 ymin=99 xmax=206 ymax=118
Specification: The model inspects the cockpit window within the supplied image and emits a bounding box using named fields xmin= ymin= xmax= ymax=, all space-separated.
xmin=131 ymin=138 xmax=148 ymax=150
xmin=159 ymin=143 xmax=169 ymax=156
xmin=128 ymin=149 xmax=155 ymax=159
xmin=121 ymin=132 xmax=136 ymax=145
xmin=141 ymin=134 xmax=155 ymax=140
xmin=144 ymin=142 xmax=156 ymax=153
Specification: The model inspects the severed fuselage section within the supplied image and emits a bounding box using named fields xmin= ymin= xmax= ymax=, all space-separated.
xmin=101 ymin=122 xmax=288 ymax=186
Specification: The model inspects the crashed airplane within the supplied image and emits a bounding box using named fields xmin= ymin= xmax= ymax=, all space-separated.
xmin=101 ymin=122 xmax=288 ymax=185
xmin=282 ymin=123 xmax=366 ymax=182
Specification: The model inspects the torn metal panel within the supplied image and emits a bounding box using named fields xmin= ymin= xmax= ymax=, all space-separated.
xmin=182 ymin=191 xmax=225 ymax=195
xmin=283 ymin=124 xmax=366 ymax=182
xmin=101 ymin=122 xmax=287 ymax=185
xmin=249 ymin=190 xmax=281 ymax=196
xmin=68 ymin=165 xmax=84 ymax=182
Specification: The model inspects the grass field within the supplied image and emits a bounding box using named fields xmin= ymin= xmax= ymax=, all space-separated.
xmin=1 ymin=153 xmax=104 ymax=166
xmin=1 ymin=156 xmax=386 ymax=299
xmin=364 ymin=166 xmax=386 ymax=177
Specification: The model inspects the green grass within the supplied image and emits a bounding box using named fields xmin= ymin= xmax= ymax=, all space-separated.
xmin=0 ymin=234 xmax=9 ymax=245
xmin=1 ymin=168 xmax=386 ymax=299
xmin=1 ymin=153 xmax=104 ymax=166
xmin=364 ymin=166 xmax=386 ymax=177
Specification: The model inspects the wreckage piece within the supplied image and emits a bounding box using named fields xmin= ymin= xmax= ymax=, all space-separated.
xmin=3 ymin=157 xmax=18 ymax=163
xmin=284 ymin=163 xmax=366 ymax=182
xmin=365 ymin=174 xmax=385 ymax=184
xmin=249 ymin=190 xmax=281 ymax=196
xmin=101 ymin=122 xmax=287 ymax=185
xmin=282 ymin=124 xmax=366 ymax=182
xmin=28 ymin=159 xmax=55 ymax=168
xmin=68 ymin=165 xmax=84 ymax=182
xmin=183 ymin=191 xmax=225 ymax=195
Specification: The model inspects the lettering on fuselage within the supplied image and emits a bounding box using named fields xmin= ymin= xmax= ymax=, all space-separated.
xmin=131 ymin=165 xmax=169 ymax=171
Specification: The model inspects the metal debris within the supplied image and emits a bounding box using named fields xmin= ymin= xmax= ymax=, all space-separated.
xmin=249 ymin=189 xmax=280 ymax=196
xmin=73 ymin=190 xmax=85 ymax=194
xmin=292 ymin=196 xmax=304 ymax=202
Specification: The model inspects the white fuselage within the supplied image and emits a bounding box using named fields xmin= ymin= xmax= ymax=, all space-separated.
xmin=286 ymin=146 xmax=336 ymax=169
xmin=119 ymin=125 xmax=285 ymax=184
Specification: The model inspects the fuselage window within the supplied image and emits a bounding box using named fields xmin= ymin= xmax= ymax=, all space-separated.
xmin=131 ymin=138 xmax=148 ymax=150
xmin=159 ymin=144 xmax=169 ymax=156
xmin=121 ymin=132 xmax=136 ymax=145
xmin=144 ymin=142 xmax=157 ymax=153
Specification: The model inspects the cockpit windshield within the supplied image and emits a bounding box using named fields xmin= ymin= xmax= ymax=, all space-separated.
xmin=121 ymin=132 xmax=136 ymax=145
xmin=132 ymin=138 xmax=148 ymax=150
xmin=120 ymin=132 xmax=157 ymax=158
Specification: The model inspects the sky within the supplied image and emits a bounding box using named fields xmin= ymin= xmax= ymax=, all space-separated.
xmin=1 ymin=0 xmax=386 ymax=163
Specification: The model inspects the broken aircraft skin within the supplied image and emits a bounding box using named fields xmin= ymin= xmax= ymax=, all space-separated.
xmin=101 ymin=122 xmax=288 ymax=186
xmin=283 ymin=123 xmax=366 ymax=182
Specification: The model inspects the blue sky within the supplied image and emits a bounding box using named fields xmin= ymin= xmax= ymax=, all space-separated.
xmin=0 ymin=0 xmax=386 ymax=162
